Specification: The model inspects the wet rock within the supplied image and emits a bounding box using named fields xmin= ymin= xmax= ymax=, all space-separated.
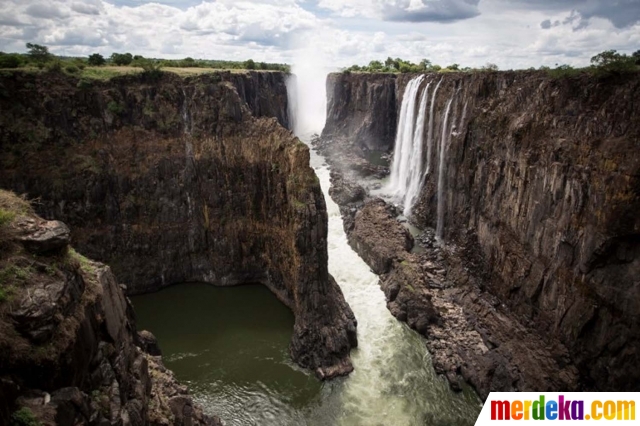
xmin=348 ymin=198 xmax=413 ymax=275
xmin=322 ymin=73 xmax=397 ymax=151
xmin=137 ymin=330 xmax=162 ymax=356
xmin=10 ymin=267 xmax=84 ymax=344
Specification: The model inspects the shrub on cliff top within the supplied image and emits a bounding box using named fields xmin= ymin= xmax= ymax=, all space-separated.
xmin=591 ymin=50 xmax=637 ymax=75
xmin=88 ymin=53 xmax=106 ymax=66
xmin=0 ymin=53 xmax=22 ymax=69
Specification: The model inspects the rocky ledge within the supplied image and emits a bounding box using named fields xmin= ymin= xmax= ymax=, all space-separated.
xmin=0 ymin=189 xmax=219 ymax=425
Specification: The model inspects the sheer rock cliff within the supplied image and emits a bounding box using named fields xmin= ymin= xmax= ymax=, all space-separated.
xmin=0 ymin=70 xmax=357 ymax=380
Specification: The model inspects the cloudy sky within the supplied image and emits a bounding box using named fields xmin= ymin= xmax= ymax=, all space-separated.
xmin=0 ymin=0 xmax=638 ymax=69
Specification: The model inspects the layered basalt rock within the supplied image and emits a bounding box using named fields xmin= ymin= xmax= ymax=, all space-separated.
xmin=0 ymin=70 xmax=357 ymax=378
xmin=322 ymin=73 xmax=397 ymax=151
xmin=322 ymin=70 xmax=640 ymax=393
xmin=0 ymin=190 xmax=218 ymax=426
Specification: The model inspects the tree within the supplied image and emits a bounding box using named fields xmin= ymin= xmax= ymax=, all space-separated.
xmin=446 ymin=63 xmax=460 ymax=71
xmin=110 ymin=52 xmax=133 ymax=66
xmin=244 ymin=59 xmax=256 ymax=70
xmin=259 ymin=62 xmax=268 ymax=70
xmin=591 ymin=50 xmax=635 ymax=73
xmin=88 ymin=53 xmax=106 ymax=66
xmin=368 ymin=60 xmax=383 ymax=71
xmin=26 ymin=42 xmax=52 ymax=65
xmin=419 ymin=59 xmax=432 ymax=71
xmin=483 ymin=63 xmax=499 ymax=71
xmin=181 ymin=57 xmax=196 ymax=67
xmin=633 ymin=50 xmax=640 ymax=65
xmin=384 ymin=57 xmax=395 ymax=69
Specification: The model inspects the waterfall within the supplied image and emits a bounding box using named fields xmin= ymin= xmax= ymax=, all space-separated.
xmin=403 ymin=81 xmax=431 ymax=216
xmin=390 ymin=75 xmax=424 ymax=211
xmin=181 ymin=88 xmax=191 ymax=135
xmin=425 ymin=78 xmax=443 ymax=177
xmin=388 ymin=75 xmax=425 ymax=211
xmin=436 ymin=95 xmax=455 ymax=240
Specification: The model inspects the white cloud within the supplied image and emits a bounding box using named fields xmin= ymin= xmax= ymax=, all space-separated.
xmin=0 ymin=0 xmax=637 ymax=70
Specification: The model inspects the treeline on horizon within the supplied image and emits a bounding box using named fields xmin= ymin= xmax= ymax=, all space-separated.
xmin=343 ymin=50 xmax=640 ymax=77
xmin=0 ymin=43 xmax=290 ymax=74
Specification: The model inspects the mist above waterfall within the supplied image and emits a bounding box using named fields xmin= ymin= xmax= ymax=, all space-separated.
xmin=287 ymin=49 xmax=332 ymax=136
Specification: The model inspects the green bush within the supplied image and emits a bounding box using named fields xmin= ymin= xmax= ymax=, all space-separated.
xmin=137 ymin=59 xmax=163 ymax=79
xmin=88 ymin=53 xmax=106 ymax=66
xmin=77 ymin=78 xmax=93 ymax=90
xmin=591 ymin=50 xmax=637 ymax=75
xmin=107 ymin=101 xmax=125 ymax=115
xmin=45 ymin=60 xmax=63 ymax=73
xmin=10 ymin=407 xmax=42 ymax=426
xmin=547 ymin=64 xmax=582 ymax=78
xmin=0 ymin=53 xmax=22 ymax=69
xmin=65 ymin=65 xmax=79 ymax=74
xmin=110 ymin=52 xmax=133 ymax=66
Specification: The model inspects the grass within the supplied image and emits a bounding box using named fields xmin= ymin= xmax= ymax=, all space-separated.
xmin=79 ymin=66 xmax=140 ymax=80
xmin=0 ymin=264 xmax=33 ymax=302
xmin=10 ymin=407 xmax=42 ymax=426
xmin=0 ymin=190 xmax=32 ymax=217
xmin=0 ymin=65 xmax=271 ymax=81
xmin=68 ymin=247 xmax=97 ymax=274
xmin=0 ymin=209 xmax=15 ymax=227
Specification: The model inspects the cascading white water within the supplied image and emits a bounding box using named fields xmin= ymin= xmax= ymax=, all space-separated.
xmin=388 ymin=75 xmax=424 ymax=203
xmin=425 ymin=78 xmax=443 ymax=177
xmin=403 ymin=81 xmax=431 ymax=216
xmin=436 ymin=95 xmax=455 ymax=240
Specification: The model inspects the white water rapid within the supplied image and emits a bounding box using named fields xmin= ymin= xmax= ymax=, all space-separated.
xmin=286 ymin=62 xmax=480 ymax=425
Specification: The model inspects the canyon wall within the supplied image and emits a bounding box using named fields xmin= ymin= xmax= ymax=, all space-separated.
xmin=0 ymin=70 xmax=357 ymax=379
xmin=323 ymin=70 xmax=640 ymax=392
xmin=322 ymin=73 xmax=397 ymax=151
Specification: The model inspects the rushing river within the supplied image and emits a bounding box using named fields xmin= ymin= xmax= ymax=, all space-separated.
xmin=132 ymin=139 xmax=481 ymax=426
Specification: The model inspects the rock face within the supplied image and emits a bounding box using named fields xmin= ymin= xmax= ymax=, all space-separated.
xmin=0 ymin=190 xmax=218 ymax=426
xmin=322 ymin=73 xmax=397 ymax=151
xmin=322 ymin=70 xmax=640 ymax=393
xmin=0 ymin=70 xmax=357 ymax=378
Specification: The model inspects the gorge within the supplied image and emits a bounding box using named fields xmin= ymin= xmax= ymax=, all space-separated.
xmin=0 ymin=65 xmax=638 ymax=426
xmin=321 ymin=70 xmax=640 ymax=397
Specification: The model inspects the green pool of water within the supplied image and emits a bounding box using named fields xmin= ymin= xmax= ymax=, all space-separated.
xmin=131 ymin=283 xmax=323 ymax=425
